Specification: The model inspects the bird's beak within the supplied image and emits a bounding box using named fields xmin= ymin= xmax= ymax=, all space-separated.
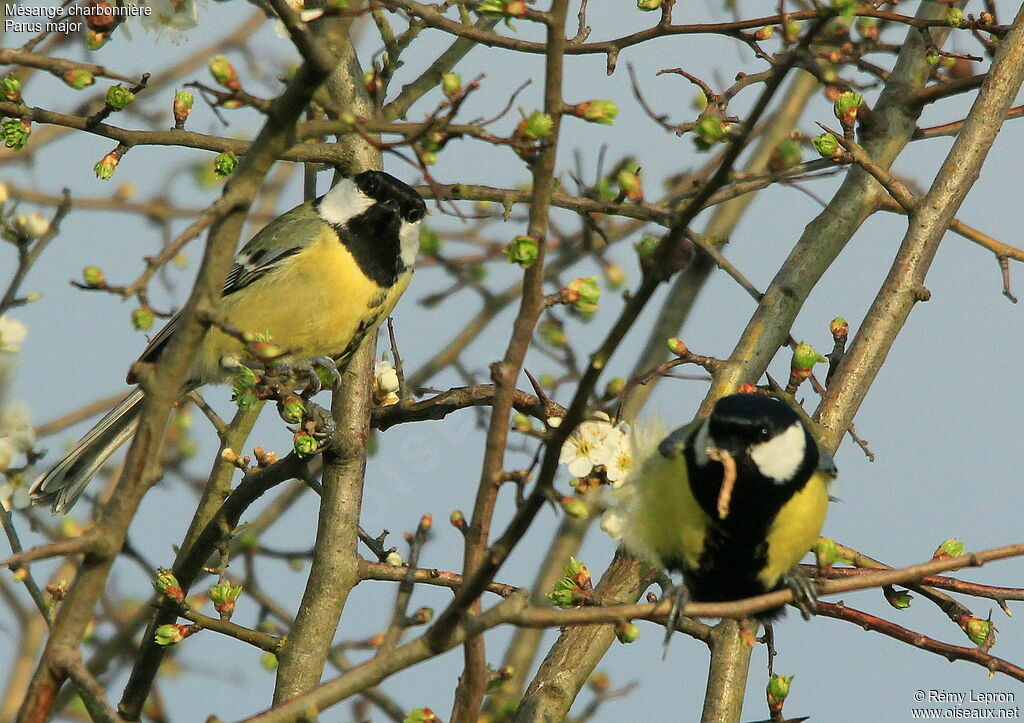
xmin=705 ymin=444 xmax=738 ymax=520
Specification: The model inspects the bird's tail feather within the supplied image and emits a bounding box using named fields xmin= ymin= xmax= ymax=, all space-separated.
xmin=30 ymin=389 xmax=144 ymax=514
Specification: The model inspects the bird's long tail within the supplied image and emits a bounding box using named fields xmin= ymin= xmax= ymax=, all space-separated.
xmin=29 ymin=388 xmax=144 ymax=514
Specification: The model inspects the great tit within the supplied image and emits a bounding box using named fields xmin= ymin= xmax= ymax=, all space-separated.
xmin=615 ymin=392 xmax=835 ymax=626
xmin=31 ymin=170 xmax=426 ymax=514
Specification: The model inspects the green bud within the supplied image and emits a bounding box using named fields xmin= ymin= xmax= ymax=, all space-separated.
xmin=614 ymin=621 xmax=640 ymax=644
xmin=153 ymin=568 xmax=183 ymax=599
xmin=403 ymin=708 xmax=441 ymax=723
xmin=293 ymin=430 xmax=318 ymax=456
xmin=505 ymin=235 xmax=540 ymax=268
xmin=521 ymin=110 xmax=554 ymax=140
xmin=565 ymin=276 xmax=601 ymax=314
xmin=855 ymin=17 xmax=878 ymax=40
xmin=773 ymin=138 xmax=802 ymax=170
xmin=82 ymin=266 xmax=106 ymax=288
xmin=946 ymin=8 xmax=964 ymax=27
xmin=279 ymin=396 xmax=305 ymax=424
xmin=959 ymin=615 xmax=994 ymax=647
xmin=616 ymin=167 xmax=643 ymax=200
xmin=754 ymin=25 xmax=774 ymax=41
xmin=105 ymin=84 xmax=135 ymax=111
xmin=767 ymin=673 xmax=794 ymax=708
xmin=94 ymin=152 xmax=119 ymax=180
xmin=260 ymin=652 xmax=279 ymax=671
xmin=604 ymin=377 xmax=626 ymax=397
xmin=667 ymin=337 xmax=688 ymax=357
xmin=829 ymin=316 xmax=849 ymax=338
xmin=883 ymin=586 xmax=913 ymax=610
xmin=546 ymin=557 xmax=592 ymax=607
xmin=235 ymin=389 xmax=259 ymax=411
xmin=830 ymin=0 xmax=855 ymax=17
xmin=933 ymin=538 xmax=966 ymax=559
xmin=636 ymin=0 xmax=661 ymax=9
xmin=1 ymin=119 xmax=31 ymax=151
xmin=512 ymin=413 xmax=533 ymax=433
xmin=791 ymin=342 xmax=825 ymax=371
xmin=173 ymin=90 xmax=194 ymax=125
xmin=546 ymin=586 xmax=578 ymax=608
xmin=441 ymin=72 xmax=461 ymax=99
xmin=635 ymin=234 xmax=661 ymax=271
xmin=154 ymin=623 xmax=190 ymax=646
xmin=131 ymin=308 xmax=154 ymax=331
xmin=813 ymin=537 xmax=851 ymax=566
xmin=0 ymin=73 xmax=21 ymax=102
xmin=418 ymin=226 xmax=441 ymax=256
xmin=84 ymin=29 xmax=109 ymax=50
xmin=694 ymin=116 xmax=727 ymax=149
xmin=236 ymin=531 xmax=259 ymax=550
xmin=62 ymin=69 xmax=95 ymax=90
xmin=833 ymin=90 xmax=863 ymax=123
xmin=213 ymin=151 xmax=238 ymax=179
xmin=561 ymin=497 xmax=589 ymax=519
xmin=449 ymin=509 xmax=467 ymax=530
xmin=209 ymin=55 xmax=240 ymax=90
xmin=783 ymin=21 xmax=801 ymax=44
xmin=575 ymin=100 xmax=618 ymax=125
xmin=564 ymin=556 xmax=590 ymax=584
xmin=812 ymin=132 xmax=841 ymax=160
xmin=477 ymin=0 xmax=507 ymax=16
xmin=232 ymin=365 xmax=259 ymax=393
xmin=209 ymin=580 xmax=243 ymax=617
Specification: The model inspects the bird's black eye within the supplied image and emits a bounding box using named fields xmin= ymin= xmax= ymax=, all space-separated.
xmin=758 ymin=427 xmax=771 ymax=441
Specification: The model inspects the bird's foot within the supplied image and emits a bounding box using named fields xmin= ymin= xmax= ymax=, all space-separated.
xmin=296 ymin=356 xmax=342 ymax=395
xmin=661 ymin=582 xmax=688 ymax=657
xmin=784 ymin=568 xmax=818 ymax=620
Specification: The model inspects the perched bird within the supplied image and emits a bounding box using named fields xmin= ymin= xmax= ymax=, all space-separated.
xmin=31 ymin=170 xmax=426 ymax=514
xmin=608 ymin=392 xmax=836 ymax=630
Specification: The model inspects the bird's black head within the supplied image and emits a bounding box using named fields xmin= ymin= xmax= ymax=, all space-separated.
xmin=696 ymin=392 xmax=815 ymax=491
xmin=353 ymin=170 xmax=426 ymax=224
xmin=316 ymin=170 xmax=427 ymax=287
xmin=706 ymin=394 xmax=800 ymax=454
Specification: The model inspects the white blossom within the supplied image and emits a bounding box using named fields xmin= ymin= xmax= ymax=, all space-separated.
xmin=139 ymin=0 xmax=198 ymax=33
xmin=0 ymin=315 xmax=27 ymax=354
xmin=374 ymin=360 xmax=400 ymax=395
xmin=1 ymin=401 xmax=34 ymax=453
xmin=559 ymin=419 xmax=614 ymax=478
xmin=373 ymin=360 xmax=401 ymax=407
xmin=11 ymin=212 xmax=50 ymax=240
xmin=0 ymin=437 xmax=13 ymax=471
xmin=602 ymin=424 xmax=634 ymax=485
xmin=0 ymin=478 xmax=31 ymax=512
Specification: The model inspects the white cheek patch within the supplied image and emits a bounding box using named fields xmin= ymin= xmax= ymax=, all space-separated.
xmin=318 ymin=178 xmax=376 ymax=227
xmin=749 ymin=422 xmax=806 ymax=483
xmin=399 ymin=219 xmax=421 ymax=268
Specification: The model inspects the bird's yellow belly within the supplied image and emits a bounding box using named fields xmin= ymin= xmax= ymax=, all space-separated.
xmin=758 ymin=471 xmax=830 ymax=587
xmin=191 ymin=234 xmax=410 ymax=383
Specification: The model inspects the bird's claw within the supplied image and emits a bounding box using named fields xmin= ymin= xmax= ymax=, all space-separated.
xmin=662 ymin=582 xmax=688 ymax=657
xmin=784 ymin=569 xmax=818 ymax=620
